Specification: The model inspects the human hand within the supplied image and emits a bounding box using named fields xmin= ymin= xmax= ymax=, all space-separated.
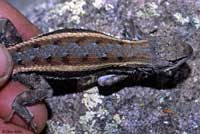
xmin=0 ymin=1 xmax=47 ymax=133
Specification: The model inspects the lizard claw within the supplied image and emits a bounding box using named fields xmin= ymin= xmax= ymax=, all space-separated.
xmin=4 ymin=110 xmax=38 ymax=133
xmin=4 ymin=110 xmax=15 ymax=123
xmin=29 ymin=121 xmax=38 ymax=134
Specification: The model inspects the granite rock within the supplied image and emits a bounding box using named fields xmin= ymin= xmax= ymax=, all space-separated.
xmin=9 ymin=0 xmax=200 ymax=134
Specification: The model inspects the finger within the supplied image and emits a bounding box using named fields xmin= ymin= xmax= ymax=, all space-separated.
xmin=0 ymin=118 xmax=34 ymax=134
xmin=0 ymin=81 xmax=48 ymax=133
xmin=0 ymin=0 xmax=41 ymax=40
xmin=0 ymin=45 xmax=13 ymax=87
xmin=0 ymin=1 xmax=47 ymax=133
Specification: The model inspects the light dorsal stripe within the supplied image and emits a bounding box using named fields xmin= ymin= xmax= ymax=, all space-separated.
xmin=8 ymin=32 xmax=148 ymax=52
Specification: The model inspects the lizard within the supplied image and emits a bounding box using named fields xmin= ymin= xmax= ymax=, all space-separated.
xmin=0 ymin=18 xmax=193 ymax=133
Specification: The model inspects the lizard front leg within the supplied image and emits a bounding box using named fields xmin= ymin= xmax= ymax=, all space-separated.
xmin=98 ymin=74 xmax=128 ymax=87
xmin=4 ymin=73 xmax=53 ymax=133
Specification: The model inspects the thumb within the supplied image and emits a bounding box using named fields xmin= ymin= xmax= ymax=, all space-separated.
xmin=0 ymin=45 xmax=13 ymax=87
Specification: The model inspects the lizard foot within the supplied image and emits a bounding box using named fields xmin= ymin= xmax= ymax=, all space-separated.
xmin=5 ymin=73 xmax=54 ymax=133
xmin=4 ymin=90 xmax=39 ymax=133
xmin=5 ymin=110 xmax=38 ymax=133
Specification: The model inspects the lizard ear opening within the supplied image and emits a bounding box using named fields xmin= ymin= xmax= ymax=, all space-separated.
xmin=97 ymin=74 xmax=128 ymax=87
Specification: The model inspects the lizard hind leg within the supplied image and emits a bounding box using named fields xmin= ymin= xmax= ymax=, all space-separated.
xmin=4 ymin=73 xmax=53 ymax=133
xmin=97 ymin=74 xmax=128 ymax=87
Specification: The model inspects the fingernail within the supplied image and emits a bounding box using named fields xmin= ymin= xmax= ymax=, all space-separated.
xmin=0 ymin=45 xmax=7 ymax=76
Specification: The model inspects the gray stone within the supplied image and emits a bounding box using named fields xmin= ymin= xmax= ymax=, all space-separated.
xmin=9 ymin=0 xmax=200 ymax=134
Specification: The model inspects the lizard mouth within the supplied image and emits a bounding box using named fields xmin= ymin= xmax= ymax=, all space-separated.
xmin=162 ymin=42 xmax=193 ymax=72
xmin=163 ymin=56 xmax=189 ymax=72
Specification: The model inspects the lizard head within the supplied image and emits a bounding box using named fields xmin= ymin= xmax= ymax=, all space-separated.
xmin=150 ymin=36 xmax=193 ymax=72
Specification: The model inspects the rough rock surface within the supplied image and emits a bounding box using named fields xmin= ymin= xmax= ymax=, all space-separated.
xmin=10 ymin=0 xmax=200 ymax=134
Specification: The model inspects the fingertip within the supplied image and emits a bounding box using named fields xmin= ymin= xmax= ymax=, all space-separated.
xmin=0 ymin=1 xmax=41 ymax=40
xmin=0 ymin=45 xmax=13 ymax=87
xmin=0 ymin=45 xmax=8 ymax=77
